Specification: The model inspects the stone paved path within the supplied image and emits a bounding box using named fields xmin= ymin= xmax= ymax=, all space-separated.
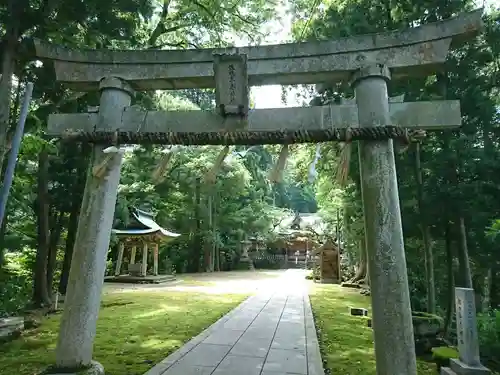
xmin=144 ymin=270 xmax=324 ymax=375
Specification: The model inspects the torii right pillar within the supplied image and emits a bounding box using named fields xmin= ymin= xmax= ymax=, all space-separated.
xmin=353 ymin=64 xmax=417 ymax=375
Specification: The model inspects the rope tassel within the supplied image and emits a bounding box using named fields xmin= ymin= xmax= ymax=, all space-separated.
xmin=204 ymin=146 xmax=230 ymax=184
xmin=151 ymin=148 xmax=176 ymax=185
xmin=92 ymin=146 xmax=123 ymax=178
xmin=308 ymin=144 xmax=321 ymax=183
xmin=268 ymin=144 xmax=289 ymax=184
xmin=335 ymin=142 xmax=352 ymax=187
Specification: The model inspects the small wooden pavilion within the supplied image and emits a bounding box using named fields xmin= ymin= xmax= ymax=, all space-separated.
xmin=106 ymin=207 xmax=181 ymax=283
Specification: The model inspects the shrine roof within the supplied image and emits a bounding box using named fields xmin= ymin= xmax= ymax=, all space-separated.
xmin=112 ymin=207 xmax=181 ymax=238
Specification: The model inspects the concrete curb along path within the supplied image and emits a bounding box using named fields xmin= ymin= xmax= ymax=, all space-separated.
xmin=143 ymin=270 xmax=325 ymax=375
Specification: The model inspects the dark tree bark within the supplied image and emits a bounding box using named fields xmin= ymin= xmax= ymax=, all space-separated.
xmin=46 ymin=211 xmax=64 ymax=298
xmin=414 ymin=141 xmax=436 ymax=313
xmin=456 ymin=216 xmax=473 ymax=288
xmin=437 ymin=72 xmax=473 ymax=290
xmin=0 ymin=213 xmax=7 ymax=266
xmin=443 ymin=219 xmax=455 ymax=338
xmin=0 ymin=1 xmax=19 ymax=265
xmin=350 ymin=237 xmax=367 ymax=283
xmin=58 ymin=198 xmax=79 ymax=295
xmin=204 ymin=193 xmax=212 ymax=272
xmin=0 ymin=2 xmax=18 ymax=169
xmin=189 ymin=178 xmax=202 ymax=273
xmin=32 ymin=147 xmax=51 ymax=307
xmin=58 ymin=147 xmax=88 ymax=295
xmin=490 ymin=264 xmax=500 ymax=309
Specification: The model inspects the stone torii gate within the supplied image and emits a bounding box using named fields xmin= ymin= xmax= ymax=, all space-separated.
xmin=35 ymin=10 xmax=481 ymax=375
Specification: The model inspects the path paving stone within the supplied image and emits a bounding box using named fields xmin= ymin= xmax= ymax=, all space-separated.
xmin=229 ymin=337 xmax=272 ymax=358
xmin=262 ymin=348 xmax=307 ymax=374
xmin=144 ymin=270 xmax=324 ymax=375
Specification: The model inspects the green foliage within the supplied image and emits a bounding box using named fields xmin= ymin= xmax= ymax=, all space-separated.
xmin=0 ymin=0 xmax=288 ymax=311
xmin=477 ymin=310 xmax=500 ymax=367
xmin=486 ymin=219 xmax=500 ymax=240
xmin=288 ymin=1 xmax=500 ymax=368
xmin=291 ymin=0 xmax=500 ymax=313
xmin=116 ymin=140 xmax=287 ymax=272
xmin=0 ymin=251 xmax=35 ymax=317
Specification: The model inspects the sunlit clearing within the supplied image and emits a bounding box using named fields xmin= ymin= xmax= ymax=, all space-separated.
xmin=136 ymin=304 xmax=183 ymax=318
xmin=140 ymin=338 xmax=182 ymax=349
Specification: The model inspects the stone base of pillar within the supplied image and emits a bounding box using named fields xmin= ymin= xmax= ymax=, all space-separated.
xmin=43 ymin=360 xmax=104 ymax=375
xmin=440 ymin=358 xmax=490 ymax=375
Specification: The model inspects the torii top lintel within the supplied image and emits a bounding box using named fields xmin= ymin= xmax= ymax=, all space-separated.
xmin=34 ymin=10 xmax=482 ymax=92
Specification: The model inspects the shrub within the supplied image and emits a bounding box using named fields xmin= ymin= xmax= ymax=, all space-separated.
xmin=0 ymin=250 xmax=34 ymax=317
xmin=477 ymin=310 xmax=500 ymax=370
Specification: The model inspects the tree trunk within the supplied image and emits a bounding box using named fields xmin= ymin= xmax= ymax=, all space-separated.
xmin=364 ymin=244 xmax=370 ymax=286
xmin=335 ymin=208 xmax=341 ymax=243
xmin=443 ymin=218 xmax=455 ymax=338
xmin=32 ymin=147 xmax=51 ymax=307
xmin=481 ymin=268 xmax=492 ymax=312
xmin=58 ymin=145 xmax=91 ymax=295
xmin=0 ymin=22 xmax=17 ymax=169
xmin=0 ymin=9 xmax=19 ymax=265
xmin=437 ymin=72 xmax=473 ymax=290
xmin=414 ymin=141 xmax=436 ymax=313
xmin=213 ymin=191 xmax=220 ymax=272
xmin=481 ymin=101 xmax=494 ymax=312
xmin=0 ymin=213 xmax=7 ymax=266
xmin=456 ymin=216 xmax=473 ymax=288
xmin=58 ymin=144 xmax=89 ymax=295
xmin=0 ymin=0 xmax=24 ymax=168
xmin=490 ymin=264 xmax=500 ymax=309
xmin=46 ymin=211 xmax=64 ymax=298
xmin=190 ymin=178 xmax=202 ymax=272
xmin=204 ymin=193 xmax=213 ymax=272
xmin=343 ymin=207 xmax=351 ymax=260
xmin=58 ymin=196 xmax=80 ymax=295
xmin=350 ymin=237 xmax=367 ymax=283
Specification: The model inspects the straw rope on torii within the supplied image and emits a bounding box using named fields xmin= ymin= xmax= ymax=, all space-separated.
xmin=57 ymin=112 xmax=454 ymax=146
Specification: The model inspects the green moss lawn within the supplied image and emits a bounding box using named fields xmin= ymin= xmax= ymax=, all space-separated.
xmin=0 ymin=290 xmax=247 ymax=375
xmin=309 ymin=284 xmax=436 ymax=375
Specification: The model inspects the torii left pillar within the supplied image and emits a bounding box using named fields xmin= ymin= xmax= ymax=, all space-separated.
xmin=47 ymin=77 xmax=133 ymax=374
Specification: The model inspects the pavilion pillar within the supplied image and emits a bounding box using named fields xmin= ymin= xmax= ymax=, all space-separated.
xmin=114 ymin=242 xmax=125 ymax=276
xmin=130 ymin=245 xmax=137 ymax=264
xmin=153 ymin=243 xmax=159 ymax=276
xmin=51 ymin=77 xmax=132 ymax=374
xmin=141 ymin=242 xmax=148 ymax=276
xmin=352 ymin=64 xmax=417 ymax=375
